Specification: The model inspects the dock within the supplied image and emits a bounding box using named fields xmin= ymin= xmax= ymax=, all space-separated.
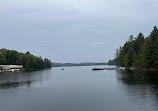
xmin=92 ymin=68 xmax=105 ymax=70
xmin=92 ymin=67 xmax=125 ymax=71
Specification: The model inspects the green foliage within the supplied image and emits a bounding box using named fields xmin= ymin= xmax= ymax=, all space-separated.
xmin=146 ymin=26 xmax=158 ymax=68
xmin=0 ymin=52 xmax=7 ymax=64
xmin=109 ymin=26 xmax=158 ymax=69
xmin=44 ymin=58 xmax=52 ymax=68
xmin=108 ymin=59 xmax=117 ymax=65
xmin=0 ymin=49 xmax=52 ymax=70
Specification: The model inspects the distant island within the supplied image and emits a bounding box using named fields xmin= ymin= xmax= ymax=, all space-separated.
xmin=0 ymin=49 xmax=52 ymax=70
xmin=52 ymin=62 xmax=108 ymax=67
xmin=108 ymin=26 xmax=158 ymax=69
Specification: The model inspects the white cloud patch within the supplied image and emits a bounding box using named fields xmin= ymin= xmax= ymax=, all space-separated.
xmin=91 ymin=41 xmax=103 ymax=46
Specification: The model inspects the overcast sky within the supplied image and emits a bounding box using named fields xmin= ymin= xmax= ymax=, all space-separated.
xmin=0 ymin=0 xmax=158 ymax=63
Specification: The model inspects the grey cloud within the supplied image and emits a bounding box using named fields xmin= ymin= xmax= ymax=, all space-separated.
xmin=0 ymin=0 xmax=158 ymax=62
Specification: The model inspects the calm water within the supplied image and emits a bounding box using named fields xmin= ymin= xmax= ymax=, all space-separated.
xmin=0 ymin=65 xmax=158 ymax=111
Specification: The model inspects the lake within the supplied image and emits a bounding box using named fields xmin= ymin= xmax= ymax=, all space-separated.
xmin=0 ymin=65 xmax=158 ymax=111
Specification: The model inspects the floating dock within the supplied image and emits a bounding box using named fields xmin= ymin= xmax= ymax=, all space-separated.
xmin=92 ymin=67 xmax=125 ymax=71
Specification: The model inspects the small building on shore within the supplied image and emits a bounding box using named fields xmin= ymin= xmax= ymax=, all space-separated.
xmin=0 ymin=65 xmax=23 ymax=72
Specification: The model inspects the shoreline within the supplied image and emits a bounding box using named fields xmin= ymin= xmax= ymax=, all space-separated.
xmin=92 ymin=67 xmax=158 ymax=71
xmin=125 ymin=67 xmax=158 ymax=71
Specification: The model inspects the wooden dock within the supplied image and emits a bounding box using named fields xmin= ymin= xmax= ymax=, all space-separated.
xmin=92 ymin=67 xmax=125 ymax=71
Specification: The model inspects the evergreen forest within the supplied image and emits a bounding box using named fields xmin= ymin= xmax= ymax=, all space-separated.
xmin=108 ymin=26 xmax=158 ymax=69
xmin=0 ymin=49 xmax=52 ymax=70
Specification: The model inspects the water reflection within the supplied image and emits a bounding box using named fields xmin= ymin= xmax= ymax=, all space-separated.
xmin=0 ymin=69 xmax=51 ymax=89
xmin=117 ymin=70 xmax=158 ymax=110
xmin=0 ymin=67 xmax=158 ymax=111
xmin=117 ymin=70 xmax=158 ymax=85
xmin=0 ymin=81 xmax=33 ymax=89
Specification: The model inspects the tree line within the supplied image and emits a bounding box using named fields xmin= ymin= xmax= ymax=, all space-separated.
xmin=108 ymin=26 xmax=158 ymax=69
xmin=0 ymin=49 xmax=52 ymax=70
xmin=52 ymin=62 xmax=108 ymax=67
